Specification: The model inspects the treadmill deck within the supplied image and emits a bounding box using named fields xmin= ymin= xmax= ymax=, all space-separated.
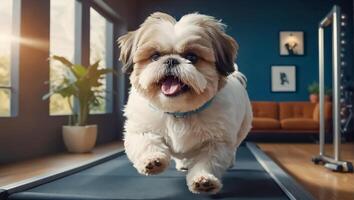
xmin=1 ymin=143 xmax=313 ymax=200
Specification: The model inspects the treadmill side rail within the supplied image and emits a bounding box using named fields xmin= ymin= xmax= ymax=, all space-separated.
xmin=247 ymin=142 xmax=315 ymax=200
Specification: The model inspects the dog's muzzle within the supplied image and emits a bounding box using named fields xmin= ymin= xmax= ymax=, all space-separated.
xmin=164 ymin=58 xmax=180 ymax=69
xmin=157 ymin=58 xmax=189 ymax=97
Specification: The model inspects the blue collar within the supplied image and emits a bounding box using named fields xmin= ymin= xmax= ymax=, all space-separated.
xmin=165 ymin=98 xmax=214 ymax=118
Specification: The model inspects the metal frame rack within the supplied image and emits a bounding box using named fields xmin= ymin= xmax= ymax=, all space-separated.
xmin=313 ymin=5 xmax=353 ymax=172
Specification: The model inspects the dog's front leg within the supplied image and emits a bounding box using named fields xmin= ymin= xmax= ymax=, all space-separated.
xmin=186 ymin=142 xmax=234 ymax=194
xmin=124 ymin=132 xmax=170 ymax=175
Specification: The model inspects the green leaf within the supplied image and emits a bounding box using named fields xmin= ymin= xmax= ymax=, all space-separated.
xmin=89 ymin=60 xmax=100 ymax=70
xmin=72 ymin=65 xmax=87 ymax=78
xmin=51 ymin=55 xmax=73 ymax=68
xmin=97 ymin=68 xmax=115 ymax=75
xmin=42 ymin=92 xmax=53 ymax=100
xmin=56 ymin=86 xmax=77 ymax=98
xmin=44 ymin=55 xmax=115 ymax=125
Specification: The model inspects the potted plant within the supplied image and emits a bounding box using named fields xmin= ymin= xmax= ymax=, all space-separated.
xmin=43 ymin=56 xmax=114 ymax=153
xmin=308 ymin=82 xmax=319 ymax=103
xmin=325 ymin=88 xmax=332 ymax=102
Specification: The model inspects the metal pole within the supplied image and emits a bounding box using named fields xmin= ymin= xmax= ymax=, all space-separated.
xmin=318 ymin=26 xmax=325 ymax=156
xmin=332 ymin=6 xmax=341 ymax=161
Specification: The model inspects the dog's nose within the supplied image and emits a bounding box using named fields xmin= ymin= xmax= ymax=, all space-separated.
xmin=164 ymin=58 xmax=179 ymax=67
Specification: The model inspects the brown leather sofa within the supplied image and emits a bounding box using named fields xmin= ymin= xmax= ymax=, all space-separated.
xmin=251 ymin=101 xmax=331 ymax=133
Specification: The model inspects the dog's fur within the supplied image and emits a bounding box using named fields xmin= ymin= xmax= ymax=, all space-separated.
xmin=118 ymin=12 xmax=252 ymax=194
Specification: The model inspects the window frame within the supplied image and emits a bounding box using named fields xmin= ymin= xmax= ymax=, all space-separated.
xmin=104 ymin=17 xmax=114 ymax=113
xmin=89 ymin=0 xmax=126 ymax=116
xmin=48 ymin=0 xmax=82 ymax=116
xmin=49 ymin=0 xmax=115 ymax=116
xmin=0 ymin=0 xmax=21 ymax=117
xmin=89 ymin=6 xmax=114 ymax=114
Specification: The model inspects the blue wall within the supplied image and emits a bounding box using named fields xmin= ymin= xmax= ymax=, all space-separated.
xmin=137 ymin=0 xmax=353 ymax=101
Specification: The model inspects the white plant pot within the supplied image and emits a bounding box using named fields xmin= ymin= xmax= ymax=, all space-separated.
xmin=62 ymin=125 xmax=97 ymax=153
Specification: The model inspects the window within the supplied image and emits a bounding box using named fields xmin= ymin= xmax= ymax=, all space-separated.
xmin=89 ymin=8 xmax=114 ymax=114
xmin=0 ymin=0 xmax=20 ymax=117
xmin=49 ymin=2 xmax=113 ymax=115
xmin=49 ymin=0 xmax=81 ymax=115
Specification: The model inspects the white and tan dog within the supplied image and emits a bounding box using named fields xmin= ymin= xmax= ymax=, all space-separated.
xmin=118 ymin=12 xmax=252 ymax=194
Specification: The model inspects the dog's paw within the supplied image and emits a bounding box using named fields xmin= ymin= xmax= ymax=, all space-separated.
xmin=188 ymin=174 xmax=222 ymax=194
xmin=135 ymin=153 xmax=169 ymax=175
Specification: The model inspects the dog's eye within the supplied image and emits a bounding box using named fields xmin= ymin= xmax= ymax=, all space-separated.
xmin=150 ymin=52 xmax=161 ymax=61
xmin=184 ymin=53 xmax=198 ymax=64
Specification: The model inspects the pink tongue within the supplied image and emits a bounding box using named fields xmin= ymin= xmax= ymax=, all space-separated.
xmin=161 ymin=77 xmax=182 ymax=95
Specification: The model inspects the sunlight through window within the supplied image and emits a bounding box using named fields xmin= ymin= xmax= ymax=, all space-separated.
xmin=90 ymin=8 xmax=113 ymax=114
xmin=49 ymin=0 xmax=79 ymax=115
xmin=0 ymin=0 xmax=20 ymax=117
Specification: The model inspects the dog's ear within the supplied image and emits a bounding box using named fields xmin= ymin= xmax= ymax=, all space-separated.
xmin=184 ymin=13 xmax=238 ymax=76
xmin=206 ymin=20 xmax=238 ymax=76
xmin=118 ymin=31 xmax=136 ymax=74
xmin=212 ymin=30 xmax=239 ymax=76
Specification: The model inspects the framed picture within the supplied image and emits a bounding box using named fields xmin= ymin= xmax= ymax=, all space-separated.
xmin=271 ymin=65 xmax=296 ymax=92
xmin=279 ymin=31 xmax=304 ymax=56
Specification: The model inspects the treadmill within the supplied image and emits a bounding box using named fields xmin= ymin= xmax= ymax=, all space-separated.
xmin=0 ymin=143 xmax=314 ymax=200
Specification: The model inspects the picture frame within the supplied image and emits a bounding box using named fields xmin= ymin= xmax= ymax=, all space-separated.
xmin=279 ymin=31 xmax=304 ymax=56
xmin=271 ymin=65 xmax=296 ymax=92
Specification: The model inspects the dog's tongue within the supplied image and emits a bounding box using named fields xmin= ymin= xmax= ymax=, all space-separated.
xmin=161 ymin=77 xmax=182 ymax=95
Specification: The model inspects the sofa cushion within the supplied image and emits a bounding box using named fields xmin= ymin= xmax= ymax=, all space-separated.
xmin=252 ymin=117 xmax=281 ymax=130
xmin=281 ymin=118 xmax=319 ymax=130
xmin=251 ymin=102 xmax=278 ymax=119
xmin=279 ymin=102 xmax=316 ymax=120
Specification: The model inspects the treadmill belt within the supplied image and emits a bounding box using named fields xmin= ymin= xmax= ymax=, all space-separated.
xmin=5 ymin=144 xmax=308 ymax=200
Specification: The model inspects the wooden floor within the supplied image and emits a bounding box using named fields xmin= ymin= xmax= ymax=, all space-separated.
xmin=0 ymin=141 xmax=123 ymax=188
xmin=258 ymin=142 xmax=354 ymax=200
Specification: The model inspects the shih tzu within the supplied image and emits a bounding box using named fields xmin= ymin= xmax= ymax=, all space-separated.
xmin=118 ymin=12 xmax=252 ymax=194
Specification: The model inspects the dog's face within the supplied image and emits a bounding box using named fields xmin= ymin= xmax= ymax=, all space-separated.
xmin=118 ymin=12 xmax=238 ymax=112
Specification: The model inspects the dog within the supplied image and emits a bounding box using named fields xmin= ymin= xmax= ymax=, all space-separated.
xmin=118 ymin=12 xmax=252 ymax=194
